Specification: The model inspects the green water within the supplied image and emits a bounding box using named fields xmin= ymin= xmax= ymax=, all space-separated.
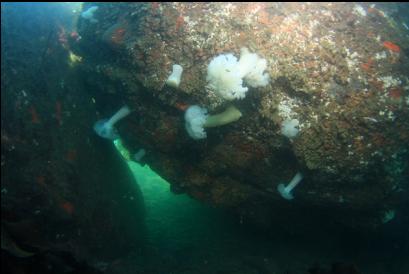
xmin=128 ymin=161 xmax=236 ymax=249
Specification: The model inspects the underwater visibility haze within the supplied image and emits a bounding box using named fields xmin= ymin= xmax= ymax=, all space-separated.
xmin=1 ymin=2 xmax=409 ymax=274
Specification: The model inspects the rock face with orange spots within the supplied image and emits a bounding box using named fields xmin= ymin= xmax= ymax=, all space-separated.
xmin=1 ymin=3 xmax=146 ymax=266
xmin=78 ymin=3 xmax=409 ymax=229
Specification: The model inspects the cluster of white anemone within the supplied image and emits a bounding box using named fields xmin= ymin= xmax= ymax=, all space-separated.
xmin=184 ymin=48 xmax=270 ymax=140
xmin=94 ymin=46 xmax=303 ymax=200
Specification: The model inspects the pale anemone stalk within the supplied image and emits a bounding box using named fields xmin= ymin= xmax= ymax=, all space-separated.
xmin=277 ymin=172 xmax=303 ymax=200
xmin=184 ymin=105 xmax=242 ymax=140
xmin=94 ymin=105 xmax=131 ymax=140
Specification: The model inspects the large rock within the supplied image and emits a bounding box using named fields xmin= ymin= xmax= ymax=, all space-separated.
xmin=77 ymin=3 xmax=409 ymax=229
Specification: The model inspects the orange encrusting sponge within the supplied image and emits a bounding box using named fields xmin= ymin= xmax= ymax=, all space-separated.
xmin=383 ymin=41 xmax=400 ymax=53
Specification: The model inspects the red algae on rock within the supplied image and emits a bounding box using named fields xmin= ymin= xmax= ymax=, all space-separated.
xmin=383 ymin=41 xmax=400 ymax=52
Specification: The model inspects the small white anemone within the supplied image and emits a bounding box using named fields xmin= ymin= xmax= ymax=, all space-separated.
xmin=184 ymin=105 xmax=208 ymax=140
xmin=94 ymin=105 xmax=131 ymax=140
xmin=81 ymin=6 xmax=99 ymax=23
xmin=166 ymin=64 xmax=183 ymax=88
xmin=277 ymin=172 xmax=303 ymax=200
xmin=238 ymin=47 xmax=270 ymax=88
xmin=206 ymin=49 xmax=270 ymax=101
xmin=184 ymin=105 xmax=242 ymax=140
xmin=206 ymin=54 xmax=248 ymax=101
xmin=281 ymin=119 xmax=300 ymax=139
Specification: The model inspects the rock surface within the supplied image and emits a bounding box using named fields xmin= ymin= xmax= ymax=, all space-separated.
xmin=78 ymin=3 xmax=409 ymax=228
xmin=1 ymin=3 xmax=145 ymax=267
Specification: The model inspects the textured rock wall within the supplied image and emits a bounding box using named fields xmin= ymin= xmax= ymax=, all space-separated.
xmin=77 ymin=3 xmax=409 ymax=229
xmin=1 ymin=3 xmax=145 ymax=265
